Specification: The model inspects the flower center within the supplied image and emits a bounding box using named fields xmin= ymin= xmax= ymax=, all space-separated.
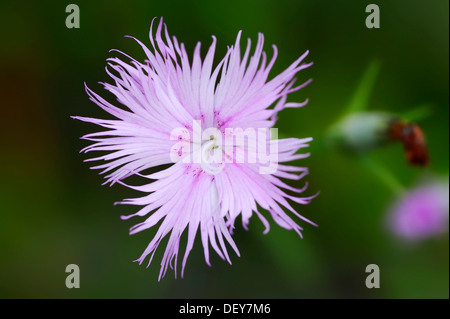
xmin=200 ymin=137 xmax=225 ymax=175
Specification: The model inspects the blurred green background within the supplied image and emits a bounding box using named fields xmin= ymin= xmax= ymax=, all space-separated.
xmin=0 ymin=0 xmax=448 ymax=298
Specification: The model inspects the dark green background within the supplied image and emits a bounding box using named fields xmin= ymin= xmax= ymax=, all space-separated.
xmin=0 ymin=0 xmax=448 ymax=298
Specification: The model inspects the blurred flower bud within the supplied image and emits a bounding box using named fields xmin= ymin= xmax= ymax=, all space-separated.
xmin=327 ymin=111 xmax=429 ymax=166
xmin=327 ymin=111 xmax=395 ymax=152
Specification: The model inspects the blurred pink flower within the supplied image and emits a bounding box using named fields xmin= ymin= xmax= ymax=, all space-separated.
xmin=387 ymin=180 xmax=449 ymax=242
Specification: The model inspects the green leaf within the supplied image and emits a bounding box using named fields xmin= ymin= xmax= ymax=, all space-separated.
xmin=345 ymin=60 xmax=381 ymax=115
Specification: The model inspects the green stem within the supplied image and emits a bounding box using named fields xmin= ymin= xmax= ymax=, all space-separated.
xmin=400 ymin=104 xmax=433 ymax=122
xmin=360 ymin=156 xmax=405 ymax=195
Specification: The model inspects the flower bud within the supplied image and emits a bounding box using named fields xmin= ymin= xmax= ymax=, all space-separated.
xmin=327 ymin=111 xmax=395 ymax=152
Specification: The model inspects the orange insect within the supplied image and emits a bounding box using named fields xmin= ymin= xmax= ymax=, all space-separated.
xmin=388 ymin=120 xmax=429 ymax=166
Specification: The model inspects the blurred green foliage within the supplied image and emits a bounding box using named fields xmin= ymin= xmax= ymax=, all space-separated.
xmin=0 ymin=0 xmax=448 ymax=298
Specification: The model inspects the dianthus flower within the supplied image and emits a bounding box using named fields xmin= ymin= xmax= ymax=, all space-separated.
xmin=74 ymin=18 xmax=316 ymax=279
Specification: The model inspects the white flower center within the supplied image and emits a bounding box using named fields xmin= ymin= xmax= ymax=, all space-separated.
xmin=199 ymin=138 xmax=225 ymax=175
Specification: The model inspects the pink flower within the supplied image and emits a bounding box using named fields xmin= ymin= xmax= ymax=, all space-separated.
xmin=388 ymin=180 xmax=449 ymax=242
xmin=73 ymin=18 xmax=316 ymax=280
